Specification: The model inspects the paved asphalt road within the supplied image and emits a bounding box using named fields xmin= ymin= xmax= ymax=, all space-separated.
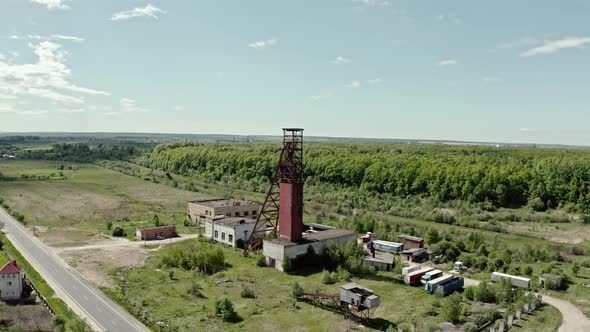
xmin=0 ymin=208 xmax=150 ymax=332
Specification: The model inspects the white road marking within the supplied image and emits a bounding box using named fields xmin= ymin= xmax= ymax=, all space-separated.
xmin=96 ymin=305 xmax=102 ymax=313
xmin=111 ymin=320 xmax=118 ymax=326
xmin=83 ymin=295 xmax=89 ymax=301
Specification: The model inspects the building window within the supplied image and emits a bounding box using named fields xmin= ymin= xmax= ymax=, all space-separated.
xmin=252 ymin=210 xmax=257 ymax=216
xmin=7 ymin=281 xmax=11 ymax=286
xmin=229 ymin=234 xmax=233 ymax=243
xmin=221 ymin=232 xmax=225 ymax=240
xmin=214 ymin=230 xmax=218 ymax=238
xmin=244 ymin=211 xmax=249 ymax=216
xmin=226 ymin=213 xmax=231 ymax=217
xmin=234 ymin=212 xmax=239 ymax=217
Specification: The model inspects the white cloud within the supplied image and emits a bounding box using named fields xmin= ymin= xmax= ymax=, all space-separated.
xmin=367 ymin=78 xmax=383 ymax=84
xmin=353 ymin=0 xmax=389 ymax=7
xmin=51 ymin=35 xmax=84 ymax=42
xmin=436 ymin=14 xmax=461 ymax=24
xmin=120 ymin=98 xmax=145 ymax=112
xmin=172 ymin=105 xmax=183 ymax=111
xmin=248 ymin=38 xmax=277 ymax=50
xmin=31 ymin=0 xmax=69 ymax=10
xmin=0 ymin=41 xmax=109 ymax=104
xmin=347 ymin=81 xmax=361 ymax=88
xmin=104 ymin=111 xmax=120 ymax=116
xmin=520 ymin=37 xmax=590 ymax=57
xmin=8 ymin=35 xmax=20 ymax=40
xmin=332 ymin=56 xmax=351 ymax=65
xmin=18 ymin=110 xmax=48 ymax=115
xmin=438 ymin=59 xmax=459 ymax=66
xmin=110 ymin=4 xmax=166 ymax=21
xmin=0 ymin=104 xmax=16 ymax=113
xmin=310 ymin=93 xmax=332 ymax=101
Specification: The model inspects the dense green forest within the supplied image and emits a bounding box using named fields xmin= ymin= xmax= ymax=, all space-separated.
xmin=4 ymin=143 xmax=145 ymax=163
xmin=138 ymin=142 xmax=590 ymax=213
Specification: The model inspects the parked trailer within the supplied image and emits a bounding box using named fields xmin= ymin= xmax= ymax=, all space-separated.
xmin=402 ymin=265 xmax=421 ymax=276
xmin=372 ymin=240 xmax=405 ymax=254
xmin=404 ymin=267 xmax=434 ymax=285
xmin=491 ymin=272 xmax=530 ymax=289
xmin=425 ymin=275 xmax=454 ymax=293
xmin=421 ymin=269 xmax=443 ymax=284
xmin=436 ymin=277 xmax=464 ymax=296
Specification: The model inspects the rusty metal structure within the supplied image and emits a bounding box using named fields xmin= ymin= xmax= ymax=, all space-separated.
xmin=243 ymin=128 xmax=304 ymax=254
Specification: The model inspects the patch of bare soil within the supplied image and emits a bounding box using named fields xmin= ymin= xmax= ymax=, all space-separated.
xmin=0 ymin=303 xmax=53 ymax=331
xmin=57 ymin=244 xmax=148 ymax=288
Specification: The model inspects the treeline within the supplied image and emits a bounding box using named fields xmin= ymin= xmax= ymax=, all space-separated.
xmin=21 ymin=143 xmax=142 ymax=163
xmin=140 ymin=142 xmax=590 ymax=212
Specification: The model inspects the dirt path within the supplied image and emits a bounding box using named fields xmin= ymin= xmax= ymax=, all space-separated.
xmin=407 ymin=262 xmax=590 ymax=331
xmin=461 ymin=275 xmax=590 ymax=332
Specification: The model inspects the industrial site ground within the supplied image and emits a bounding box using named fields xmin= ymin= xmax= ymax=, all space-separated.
xmin=0 ymin=159 xmax=588 ymax=331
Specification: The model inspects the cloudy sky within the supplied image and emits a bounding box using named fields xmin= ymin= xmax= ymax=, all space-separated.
xmin=1 ymin=1 xmax=590 ymax=145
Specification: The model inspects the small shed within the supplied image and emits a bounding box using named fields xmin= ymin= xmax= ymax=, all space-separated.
xmin=539 ymin=274 xmax=562 ymax=289
xmin=398 ymin=235 xmax=424 ymax=249
xmin=339 ymin=283 xmax=380 ymax=310
xmin=363 ymin=253 xmax=394 ymax=271
xmin=400 ymin=248 xmax=429 ymax=263
xmin=136 ymin=225 xmax=177 ymax=241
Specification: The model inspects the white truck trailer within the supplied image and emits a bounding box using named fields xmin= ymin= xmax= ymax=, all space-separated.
xmin=491 ymin=272 xmax=530 ymax=288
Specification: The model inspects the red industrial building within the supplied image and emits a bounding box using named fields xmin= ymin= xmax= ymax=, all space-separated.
xmin=136 ymin=225 xmax=177 ymax=241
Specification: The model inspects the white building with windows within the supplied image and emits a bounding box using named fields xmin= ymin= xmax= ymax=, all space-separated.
xmin=204 ymin=217 xmax=258 ymax=248
xmin=187 ymin=199 xmax=259 ymax=225
xmin=0 ymin=260 xmax=24 ymax=300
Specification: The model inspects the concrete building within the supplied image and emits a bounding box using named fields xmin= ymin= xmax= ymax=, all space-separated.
xmin=400 ymin=248 xmax=429 ymax=263
xmin=136 ymin=225 xmax=176 ymax=241
xmin=399 ymin=235 xmax=424 ymax=249
xmin=0 ymin=261 xmax=24 ymax=300
xmin=363 ymin=252 xmax=394 ymax=271
xmin=263 ymin=225 xmax=357 ymax=271
xmin=187 ymin=199 xmax=259 ymax=224
xmin=205 ymin=217 xmax=257 ymax=248
xmin=539 ymin=274 xmax=562 ymax=289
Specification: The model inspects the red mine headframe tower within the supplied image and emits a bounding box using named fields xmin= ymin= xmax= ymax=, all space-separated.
xmin=243 ymin=128 xmax=304 ymax=254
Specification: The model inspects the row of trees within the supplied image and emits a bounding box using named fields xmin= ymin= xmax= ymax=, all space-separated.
xmin=20 ymin=143 xmax=142 ymax=163
xmin=141 ymin=142 xmax=590 ymax=212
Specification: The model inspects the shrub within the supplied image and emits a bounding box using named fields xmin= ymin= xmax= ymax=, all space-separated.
xmin=255 ymin=255 xmax=266 ymax=267
xmin=111 ymin=227 xmax=126 ymax=237
xmin=106 ymin=221 xmax=113 ymax=231
xmin=240 ymin=286 xmax=255 ymax=299
xmin=161 ymin=242 xmax=225 ymax=273
xmin=463 ymin=286 xmax=476 ymax=301
xmin=464 ymin=322 xmax=478 ymax=332
xmin=215 ymin=298 xmax=238 ymax=322
xmin=442 ymin=293 xmax=462 ymax=323
xmin=524 ymin=266 xmax=533 ymax=276
xmin=321 ymin=270 xmax=337 ymax=285
xmin=528 ymin=197 xmax=546 ymax=212
xmin=187 ymin=281 xmax=203 ymax=298
xmin=290 ymin=282 xmax=304 ymax=297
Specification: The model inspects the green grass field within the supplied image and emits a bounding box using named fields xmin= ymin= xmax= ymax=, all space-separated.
xmin=0 ymin=160 xmax=208 ymax=246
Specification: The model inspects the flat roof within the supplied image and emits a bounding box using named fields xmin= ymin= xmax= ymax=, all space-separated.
xmin=492 ymin=272 xmax=531 ymax=282
xmin=401 ymin=248 xmax=427 ymax=255
xmin=363 ymin=254 xmax=394 ymax=265
xmin=264 ymin=225 xmax=356 ymax=247
xmin=206 ymin=217 xmax=257 ymax=226
xmin=189 ymin=198 xmax=257 ymax=208
xmin=399 ymin=234 xmax=424 ymax=242
xmin=341 ymin=282 xmax=374 ymax=294
xmin=540 ymin=274 xmax=562 ymax=280
xmin=139 ymin=225 xmax=176 ymax=231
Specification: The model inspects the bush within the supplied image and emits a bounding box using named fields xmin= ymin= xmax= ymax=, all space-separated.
xmin=111 ymin=227 xmax=126 ymax=237
xmin=215 ymin=298 xmax=238 ymax=322
xmin=528 ymin=197 xmax=546 ymax=212
xmin=464 ymin=322 xmax=478 ymax=332
xmin=106 ymin=221 xmax=113 ymax=231
xmin=321 ymin=270 xmax=336 ymax=285
xmin=290 ymin=282 xmax=304 ymax=297
xmin=475 ymin=282 xmax=496 ymax=303
xmin=187 ymin=281 xmax=203 ymax=298
xmin=463 ymin=286 xmax=476 ymax=301
xmin=442 ymin=293 xmax=462 ymax=323
xmin=524 ymin=266 xmax=533 ymax=276
xmin=161 ymin=242 xmax=225 ymax=273
xmin=255 ymin=255 xmax=266 ymax=267
xmin=240 ymin=286 xmax=255 ymax=299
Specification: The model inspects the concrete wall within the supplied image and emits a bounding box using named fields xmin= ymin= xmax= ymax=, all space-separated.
xmin=264 ymin=233 xmax=357 ymax=271
xmin=205 ymin=221 xmax=256 ymax=248
xmin=0 ymin=273 xmax=23 ymax=300
xmin=188 ymin=201 xmax=259 ymax=223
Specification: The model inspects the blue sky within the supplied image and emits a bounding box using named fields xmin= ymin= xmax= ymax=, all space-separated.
xmin=1 ymin=0 xmax=590 ymax=145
